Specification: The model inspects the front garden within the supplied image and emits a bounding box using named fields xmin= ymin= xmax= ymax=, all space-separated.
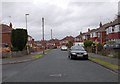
xmin=84 ymin=40 xmax=120 ymax=59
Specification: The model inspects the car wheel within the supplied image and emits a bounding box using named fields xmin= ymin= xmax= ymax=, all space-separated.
xmin=69 ymin=56 xmax=73 ymax=60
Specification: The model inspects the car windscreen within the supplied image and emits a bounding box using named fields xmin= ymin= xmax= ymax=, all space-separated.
xmin=71 ymin=46 xmax=85 ymax=51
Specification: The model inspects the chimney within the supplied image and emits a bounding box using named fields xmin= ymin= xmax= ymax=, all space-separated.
xmin=99 ymin=22 xmax=102 ymax=27
xmin=88 ymin=28 xmax=90 ymax=32
xmin=9 ymin=22 xmax=12 ymax=28
xmin=80 ymin=32 xmax=82 ymax=35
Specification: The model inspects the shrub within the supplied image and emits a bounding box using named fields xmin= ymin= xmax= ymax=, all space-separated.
xmin=97 ymin=43 xmax=103 ymax=51
xmin=84 ymin=40 xmax=93 ymax=48
xmin=11 ymin=29 xmax=28 ymax=51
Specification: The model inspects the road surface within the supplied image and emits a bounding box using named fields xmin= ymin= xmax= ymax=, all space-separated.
xmin=2 ymin=49 xmax=118 ymax=82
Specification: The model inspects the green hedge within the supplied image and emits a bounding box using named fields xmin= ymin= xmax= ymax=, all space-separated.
xmin=11 ymin=29 xmax=28 ymax=51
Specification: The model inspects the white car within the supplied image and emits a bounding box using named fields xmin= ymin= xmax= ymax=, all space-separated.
xmin=61 ymin=45 xmax=68 ymax=51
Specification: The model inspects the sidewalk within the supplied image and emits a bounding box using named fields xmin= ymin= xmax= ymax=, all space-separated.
xmin=1 ymin=51 xmax=43 ymax=65
xmin=88 ymin=53 xmax=120 ymax=66
xmin=89 ymin=53 xmax=120 ymax=73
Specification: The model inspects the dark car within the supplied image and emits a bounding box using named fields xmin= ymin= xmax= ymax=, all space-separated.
xmin=68 ymin=45 xmax=88 ymax=60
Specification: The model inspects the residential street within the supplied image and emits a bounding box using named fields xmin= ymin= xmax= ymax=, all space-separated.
xmin=2 ymin=49 xmax=118 ymax=82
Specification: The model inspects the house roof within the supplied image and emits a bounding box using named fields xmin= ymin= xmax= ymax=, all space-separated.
xmin=97 ymin=22 xmax=112 ymax=32
xmin=61 ymin=36 xmax=74 ymax=41
xmin=112 ymin=18 xmax=120 ymax=26
xmin=0 ymin=24 xmax=12 ymax=33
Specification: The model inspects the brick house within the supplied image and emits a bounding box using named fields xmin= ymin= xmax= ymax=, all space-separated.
xmin=0 ymin=23 xmax=12 ymax=47
xmin=97 ymin=22 xmax=111 ymax=44
xmin=46 ymin=39 xmax=60 ymax=48
xmin=105 ymin=17 xmax=120 ymax=43
xmin=27 ymin=35 xmax=35 ymax=48
xmin=89 ymin=28 xmax=99 ymax=42
xmin=60 ymin=36 xmax=74 ymax=46
xmin=74 ymin=32 xmax=84 ymax=42
xmin=82 ymin=29 xmax=91 ymax=41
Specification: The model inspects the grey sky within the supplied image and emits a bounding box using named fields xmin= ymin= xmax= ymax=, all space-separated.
xmin=1 ymin=0 xmax=119 ymax=40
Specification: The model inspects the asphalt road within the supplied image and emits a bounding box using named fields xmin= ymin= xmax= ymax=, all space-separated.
xmin=2 ymin=49 xmax=118 ymax=82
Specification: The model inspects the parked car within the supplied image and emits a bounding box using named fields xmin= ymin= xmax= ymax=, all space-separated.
xmin=68 ymin=45 xmax=88 ymax=60
xmin=113 ymin=43 xmax=120 ymax=49
xmin=103 ymin=43 xmax=120 ymax=49
xmin=61 ymin=45 xmax=68 ymax=51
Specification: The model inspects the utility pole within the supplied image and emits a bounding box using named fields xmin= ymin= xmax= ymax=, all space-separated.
xmin=42 ymin=17 xmax=45 ymax=54
xmin=51 ymin=29 xmax=53 ymax=39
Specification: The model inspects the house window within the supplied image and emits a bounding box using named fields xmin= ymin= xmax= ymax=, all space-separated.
xmin=108 ymin=27 xmax=112 ymax=34
xmin=114 ymin=25 xmax=120 ymax=32
xmin=112 ymin=26 xmax=115 ymax=32
xmin=93 ymin=32 xmax=96 ymax=37
xmin=106 ymin=28 xmax=109 ymax=35
xmin=83 ymin=36 xmax=85 ymax=39
xmin=98 ymin=32 xmax=100 ymax=37
xmin=90 ymin=33 xmax=92 ymax=38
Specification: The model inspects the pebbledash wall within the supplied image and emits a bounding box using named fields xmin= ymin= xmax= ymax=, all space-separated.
xmin=2 ymin=50 xmax=28 ymax=58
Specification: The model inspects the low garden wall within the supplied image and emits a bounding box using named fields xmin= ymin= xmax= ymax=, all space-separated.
xmin=2 ymin=50 xmax=28 ymax=58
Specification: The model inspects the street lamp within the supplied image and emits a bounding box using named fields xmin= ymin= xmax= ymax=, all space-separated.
xmin=25 ymin=14 xmax=29 ymax=31
xmin=42 ymin=17 xmax=45 ymax=54
xmin=25 ymin=14 xmax=29 ymax=54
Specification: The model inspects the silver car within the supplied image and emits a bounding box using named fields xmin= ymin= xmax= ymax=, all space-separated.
xmin=61 ymin=45 xmax=68 ymax=51
xmin=68 ymin=45 xmax=88 ymax=60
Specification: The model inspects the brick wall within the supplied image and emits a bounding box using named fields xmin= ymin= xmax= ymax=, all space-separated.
xmin=2 ymin=33 xmax=11 ymax=47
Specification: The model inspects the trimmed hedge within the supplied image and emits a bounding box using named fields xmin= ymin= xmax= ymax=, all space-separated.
xmin=11 ymin=29 xmax=28 ymax=51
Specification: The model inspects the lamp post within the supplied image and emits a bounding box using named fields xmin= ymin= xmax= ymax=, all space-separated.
xmin=25 ymin=14 xmax=29 ymax=31
xmin=25 ymin=14 xmax=29 ymax=54
xmin=42 ymin=17 xmax=45 ymax=54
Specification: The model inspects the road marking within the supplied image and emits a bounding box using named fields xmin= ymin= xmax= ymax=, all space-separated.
xmin=49 ymin=74 xmax=62 ymax=77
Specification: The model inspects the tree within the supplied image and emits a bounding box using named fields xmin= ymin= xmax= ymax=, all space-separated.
xmin=66 ymin=41 xmax=73 ymax=48
xmin=11 ymin=29 xmax=28 ymax=51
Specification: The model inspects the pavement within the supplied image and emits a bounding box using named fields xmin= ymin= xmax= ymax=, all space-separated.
xmin=1 ymin=51 xmax=43 ymax=65
xmin=88 ymin=53 xmax=120 ymax=66
xmin=88 ymin=53 xmax=120 ymax=73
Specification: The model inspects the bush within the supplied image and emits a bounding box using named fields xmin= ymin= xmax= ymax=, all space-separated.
xmin=11 ymin=29 xmax=28 ymax=51
xmin=84 ymin=40 xmax=93 ymax=48
xmin=97 ymin=43 xmax=103 ymax=51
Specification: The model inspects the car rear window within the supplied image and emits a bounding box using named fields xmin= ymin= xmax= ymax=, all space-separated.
xmin=71 ymin=46 xmax=85 ymax=51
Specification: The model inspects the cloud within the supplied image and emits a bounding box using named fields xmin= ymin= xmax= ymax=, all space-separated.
xmin=1 ymin=0 xmax=118 ymax=40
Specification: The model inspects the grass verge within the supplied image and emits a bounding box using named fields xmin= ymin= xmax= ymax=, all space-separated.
xmin=32 ymin=54 xmax=43 ymax=59
xmin=45 ymin=49 xmax=51 ymax=53
xmin=32 ymin=49 xmax=51 ymax=59
xmin=89 ymin=57 xmax=120 ymax=70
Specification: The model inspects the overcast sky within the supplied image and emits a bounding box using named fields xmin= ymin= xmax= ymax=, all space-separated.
xmin=1 ymin=0 xmax=119 ymax=41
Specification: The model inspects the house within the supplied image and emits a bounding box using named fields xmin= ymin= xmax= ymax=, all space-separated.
xmin=89 ymin=28 xmax=99 ymax=42
xmin=105 ymin=17 xmax=120 ymax=43
xmin=82 ymin=29 xmax=91 ymax=41
xmin=97 ymin=22 xmax=111 ymax=44
xmin=39 ymin=40 xmax=47 ymax=49
xmin=27 ymin=35 xmax=35 ymax=48
xmin=60 ymin=36 xmax=74 ymax=46
xmin=74 ymin=32 xmax=84 ymax=42
xmin=46 ymin=39 xmax=60 ymax=49
xmin=0 ymin=23 xmax=12 ymax=47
